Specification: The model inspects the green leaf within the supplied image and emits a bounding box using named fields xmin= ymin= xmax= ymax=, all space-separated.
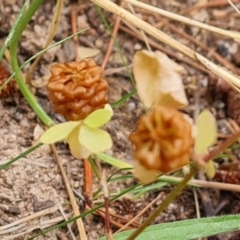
xmin=195 ymin=109 xmax=217 ymax=155
xmin=83 ymin=107 xmax=112 ymax=128
xmin=96 ymin=153 xmax=133 ymax=169
xmin=98 ymin=215 xmax=240 ymax=240
xmin=67 ymin=125 xmax=90 ymax=159
xmin=79 ymin=125 xmax=112 ymax=153
xmin=40 ymin=121 xmax=80 ymax=143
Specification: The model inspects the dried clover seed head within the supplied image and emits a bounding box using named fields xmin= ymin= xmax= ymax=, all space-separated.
xmin=0 ymin=62 xmax=17 ymax=98
xmin=129 ymin=106 xmax=194 ymax=173
xmin=47 ymin=59 xmax=109 ymax=121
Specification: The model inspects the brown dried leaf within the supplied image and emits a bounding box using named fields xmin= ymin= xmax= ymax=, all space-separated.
xmin=133 ymin=50 xmax=188 ymax=109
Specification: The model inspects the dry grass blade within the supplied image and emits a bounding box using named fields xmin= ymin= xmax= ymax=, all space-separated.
xmin=119 ymin=23 xmax=210 ymax=74
xmin=26 ymin=0 xmax=64 ymax=84
xmin=0 ymin=205 xmax=58 ymax=234
xmin=1 ymin=213 xmax=72 ymax=240
xmin=124 ymin=0 xmax=240 ymax=42
xmin=58 ymin=202 xmax=76 ymax=240
xmin=179 ymin=0 xmax=239 ymax=15
xmin=50 ymin=144 xmax=87 ymax=240
xmin=227 ymin=0 xmax=240 ymax=15
xmin=162 ymin=175 xmax=240 ymax=192
xmin=162 ymin=20 xmax=240 ymax=74
xmin=91 ymin=0 xmax=240 ymax=91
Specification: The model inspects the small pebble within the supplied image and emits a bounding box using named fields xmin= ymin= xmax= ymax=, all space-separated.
xmin=213 ymin=100 xmax=225 ymax=109
xmin=134 ymin=43 xmax=142 ymax=50
xmin=74 ymin=181 xmax=80 ymax=188
xmin=127 ymin=102 xmax=136 ymax=112
xmin=8 ymin=134 xmax=17 ymax=143
xmin=95 ymin=38 xmax=103 ymax=49
xmin=20 ymin=118 xmax=29 ymax=127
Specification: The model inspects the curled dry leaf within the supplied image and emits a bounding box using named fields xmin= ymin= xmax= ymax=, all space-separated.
xmin=129 ymin=106 xmax=194 ymax=183
xmin=133 ymin=50 xmax=188 ymax=109
xmin=47 ymin=59 xmax=109 ymax=121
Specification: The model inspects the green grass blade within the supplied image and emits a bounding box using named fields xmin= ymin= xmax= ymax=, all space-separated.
xmin=0 ymin=143 xmax=42 ymax=170
xmin=99 ymin=215 xmax=240 ymax=240
xmin=111 ymin=89 xmax=137 ymax=109
xmin=0 ymin=0 xmax=30 ymax=60
xmin=97 ymin=152 xmax=133 ymax=169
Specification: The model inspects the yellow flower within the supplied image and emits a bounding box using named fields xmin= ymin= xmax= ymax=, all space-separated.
xmin=40 ymin=104 xmax=113 ymax=159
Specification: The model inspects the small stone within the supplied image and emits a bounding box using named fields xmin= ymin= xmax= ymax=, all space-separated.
xmin=8 ymin=134 xmax=17 ymax=143
xmin=127 ymin=102 xmax=136 ymax=112
xmin=74 ymin=181 xmax=80 ymax=188
xmin=95 ymin=38 xmax=103 ymax=49
xmin=134 ymin=43 xmax=142 ymax=50
xmin=20 ymin=118 xmax=29 ymax=127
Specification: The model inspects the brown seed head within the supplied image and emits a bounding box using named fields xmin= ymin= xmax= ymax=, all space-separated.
xmin=0 ymin=62 xmax=17 ymax=98
xmin=129 ymin=106 xmax=194 ymax=172
xmin=47 ymin=59 xmax=109 ymax=121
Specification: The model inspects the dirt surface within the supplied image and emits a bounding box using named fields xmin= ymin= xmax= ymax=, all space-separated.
xmin=1 ymin=0 xmax=240 ymax=239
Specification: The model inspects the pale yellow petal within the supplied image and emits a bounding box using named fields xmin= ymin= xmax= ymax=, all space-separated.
xmin=205 ymin=160 xmax=216 ymax=179
xmin=40 ymin=121 xmax=80 ymax=144
xmin=134 ymin=161 xmax=158 ymax=184
xmin=195 ymin=109 xmax=217 ymax=155
xmin=79 ymin=125 xmax=112 ymax=153
xmin=67 ymin=126 xmax=90 ymax=159
xmin=83 ymin=105 xmax=113 ymax=128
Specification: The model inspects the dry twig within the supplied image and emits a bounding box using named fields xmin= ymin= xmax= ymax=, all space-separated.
xmin=50 ymin=144 xmax=87 ymax=240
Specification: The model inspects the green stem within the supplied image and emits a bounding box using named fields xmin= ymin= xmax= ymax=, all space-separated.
xmin=9 ymin=0 xmax=54 ymax=127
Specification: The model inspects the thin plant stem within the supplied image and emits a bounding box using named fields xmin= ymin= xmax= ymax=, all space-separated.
xmin=50 ymin=144 xmax=87 ymax=240
xmin=9 ymin=0 xmax=54 ymax=127
xmin=127 ymin=165 xmax=198 ymax=240
xmin=95 ymin=4 xmax=135 ymax=86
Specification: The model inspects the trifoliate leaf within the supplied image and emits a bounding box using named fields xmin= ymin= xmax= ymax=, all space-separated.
xmin=79 ymin=125 xmax=112 ymax=153
xmin=195 ymin=109 xmax=217 ymax=155
xmin=83 ymin=106 xmax=113 ymax=128
xmin=133 ymin=50 xmax=188 ymax=109
xmin=67 ymin=125 xmax=90 ymax=159
xmin=40 ymin=121 xmax=80 ymax=144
